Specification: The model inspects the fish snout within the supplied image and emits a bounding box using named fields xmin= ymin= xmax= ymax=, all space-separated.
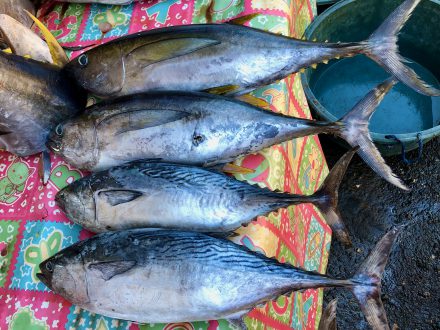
xmin=55 ymin=188 xmax=81 ymax=216
xmin=55 ymin=186 xmax=94 ymax=229
xmin=55 ymin=189 xmax=68 ymax=211
xmin=37 ymin=259 xmax=55 ymax=290
xmin=36 ymin=272 xmax=52 ymax=289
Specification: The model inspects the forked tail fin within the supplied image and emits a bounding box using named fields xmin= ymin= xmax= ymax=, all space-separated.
xmin=312 ymin=148 xmax=357 ymax=246
xmin=349 ymin=227 xmax=400 ymax=330
xmin=318 ymin=299 xmax=338 ymax=330
xmin=335 ymin=77 xmax=409 ymax=191
xmin=361 ymin=0 xmax=440 ymax=96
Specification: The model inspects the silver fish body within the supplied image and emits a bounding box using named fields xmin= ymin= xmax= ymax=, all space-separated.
xmin=0 ymin=52 xmax=86 ymax=156
xmin=48 ymin=91 xmax=335 ymax=171
xmin=48 ymin=78 xmax=407 ymax=191
xmin=63 ymin=0 xmax=440 ymax=98
xmin=55 ymin=156 xmax=353 ymax=235
xmin=37 ymin=228 xmax=399 ymax=329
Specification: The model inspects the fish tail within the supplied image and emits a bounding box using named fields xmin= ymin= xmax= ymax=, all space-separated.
xmin=334 ymin=77 xmax=409 ymax=191
xmin=360 ymin=0 xmax=439 ymax=96
xmin=347 ymin=227 xmax=400 ymax=330
xmin=311 ymin=148 xmax=357 ymax=246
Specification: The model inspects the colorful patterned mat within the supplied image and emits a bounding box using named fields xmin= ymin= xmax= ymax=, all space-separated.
xmin=0 ymin=1 xmax=332 ymax=329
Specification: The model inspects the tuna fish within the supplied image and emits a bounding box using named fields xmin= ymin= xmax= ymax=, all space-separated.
xmin=36 ymin=227 xmax=400 ymax=330
xmin=56 ymin=149 xmax=355 ymax=244
xmin=47 ymin=78 xmax=407 ymax=190
xmin=0 ymin=51 xmax=86 ymax=157
xmin=62 ymin=0 xmax=439 ymax=98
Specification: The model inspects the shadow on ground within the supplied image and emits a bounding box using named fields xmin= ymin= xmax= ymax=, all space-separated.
xmin=320 ymin=135 xmax=439 ymax=330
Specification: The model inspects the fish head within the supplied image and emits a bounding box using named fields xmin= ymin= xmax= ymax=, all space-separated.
xmin=37 ymin=246 xmax=89 ymax=305
xmin=56 ymin=179 xmax=97 ymax=232
xmin=47 ymin=119 xmax=98 ymax=170
xmin=64 ymin=44 xmax=124 ymax=97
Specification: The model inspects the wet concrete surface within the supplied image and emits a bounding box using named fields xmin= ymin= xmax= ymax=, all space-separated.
xmin=320 ymin=135 xmax=439 ymax=330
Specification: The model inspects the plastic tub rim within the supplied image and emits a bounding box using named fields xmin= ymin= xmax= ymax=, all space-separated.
xmin=300 ymin=0 xmax=440 ymax=145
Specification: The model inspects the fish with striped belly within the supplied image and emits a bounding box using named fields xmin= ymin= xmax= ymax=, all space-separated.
xmin=37 ymin=228 xmax=400 ymax=330
xmin=48 ymin=78 xmax=407 ymax=190
xmin=63 ymin=0 xmax=439 ymax=98
xmin=56 ymin=149 xmax=355 ymax=244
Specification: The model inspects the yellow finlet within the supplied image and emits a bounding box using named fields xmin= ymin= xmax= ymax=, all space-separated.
xmin=235 ymin=94 xmax=271 ymax=109
xmin=24 ymin=10 xmax=68 ymax=67
xmin=222 ymin=163 xmax=255 ymax=175
xmin=205 ymin=84 xmax=240 ymax=95
xmin=2 ymin=48 xmax=12 ymax=53
xmin=311 ymin=63 xmax=318 ymax=69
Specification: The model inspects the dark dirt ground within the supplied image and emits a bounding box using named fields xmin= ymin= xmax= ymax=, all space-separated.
xmin=320 ymin=135 xmax=439 ymax=330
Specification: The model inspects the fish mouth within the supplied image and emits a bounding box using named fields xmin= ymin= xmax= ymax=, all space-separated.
xmin=46 ymin=136 xmax=62 ymax=153
xmin=36 ymin=273 xmax=52 ymax=290
xmin=55 ymin=189 xmax=66 ymax=209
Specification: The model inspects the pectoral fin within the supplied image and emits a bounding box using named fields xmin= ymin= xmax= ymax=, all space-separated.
xmin=88 ymin=260 xmax=136 ymax=281
xmin=40 ymin=150 xmax=51 ymax=185
xmin=98 ymin=109 xmax=192 ymax=135
xmin=24 ymin=10 xmax=68 ymax=67
xmin=126 ymin=38 xmax=220 ymax=66
xmin=97 ymin=190 xmax=143 ymax=207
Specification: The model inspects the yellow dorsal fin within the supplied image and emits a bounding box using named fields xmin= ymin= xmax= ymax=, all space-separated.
xmin=24 ymin=10 xmax=68 ymax=67
xmin=235 ymin=94 xmax=271 ymax=109
xmin=228 ymin=13 xmax=260 ymax=25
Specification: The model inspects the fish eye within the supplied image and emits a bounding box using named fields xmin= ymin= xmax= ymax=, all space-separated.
xmin=46 ymin=261 xmax=54 ymax=273
xmin=192 ymin=134 xmax=205 ymax=146
xmin=78 ymin=54 xmax=88 ymax=67
xmin=55 ymin=124 xmax=63 ymax=136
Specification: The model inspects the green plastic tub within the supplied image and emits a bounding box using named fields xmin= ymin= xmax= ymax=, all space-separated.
xmin=301 ymin=0 xmax=440 ymax=158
